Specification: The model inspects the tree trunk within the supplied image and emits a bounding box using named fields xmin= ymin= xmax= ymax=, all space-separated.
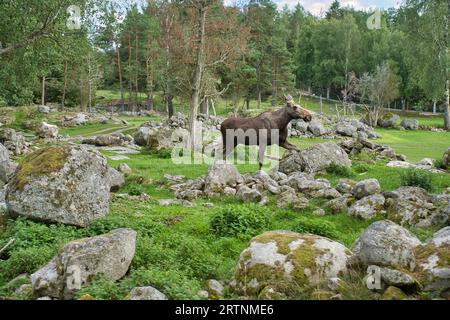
xmin=128 ymin=36 xmax=133 ymax=111
xmin=445 ymin=79 xmax=450 ymax=130
xmin=189 ymin=5 xmax=207 ymax=156
xmin=433 ymin=100 xmax=437 ymax=114
xmin=41 ymin=76 xmax=46 ymax=106
xmin=116 ymin=45 xmax=124 ymax=109
xmin=257 ymin=89 xmax=261 ymax=109
xmin=61 ymin=61 xmax=68 ymax=111
xmin=167 ymin=95 xmax=174 ymax=118
xmin=200 ymin=98 xmax=208 ymax=114
xmin=135 ymin=34 xmax=139 ymax=111
xmin=326 ymin=87 xmax=330 ymax=100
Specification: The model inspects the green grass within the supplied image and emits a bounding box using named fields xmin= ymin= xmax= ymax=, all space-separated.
xmin=375 ymin=129 xmax=449 ymax=162
xmin=0 ymin=100 xmax=449 ymax=300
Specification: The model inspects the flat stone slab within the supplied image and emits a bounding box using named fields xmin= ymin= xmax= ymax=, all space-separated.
xmin=109 ymin=155 xmax=130 ymax=161
xmin=99 ymin=146 xmax=141 ymax=154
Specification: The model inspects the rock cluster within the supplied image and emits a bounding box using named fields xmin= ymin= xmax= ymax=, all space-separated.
xmin=0 ymin=128 xmax=29 ymax=155
xmin=82 ymin=133 xmax=134 ymax=147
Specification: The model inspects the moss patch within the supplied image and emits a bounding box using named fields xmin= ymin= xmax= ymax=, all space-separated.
xmin=11 ymin=146 xmax=71 ymax=191
xmin=382 ymin=286 xmax=407 ymax=300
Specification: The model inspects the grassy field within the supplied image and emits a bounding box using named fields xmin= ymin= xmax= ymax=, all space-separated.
xmin=0 ymin=104 xmax=448 ymax=300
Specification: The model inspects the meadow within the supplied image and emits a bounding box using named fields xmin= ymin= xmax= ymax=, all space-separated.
xmin=0 ymin=104 xmax=448 ymax=300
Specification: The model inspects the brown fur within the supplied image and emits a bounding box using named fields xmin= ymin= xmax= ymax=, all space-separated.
xmin=220 ymin=99 xmax=313 ymax=169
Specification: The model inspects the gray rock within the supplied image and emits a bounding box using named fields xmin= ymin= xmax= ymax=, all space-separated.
xmin=313 ymin=208 xmax=326 ymax=217
xmin=37 ymin=105 xmax=51 ymax=114
xmin=416 ymin=158 xmax=434 ymax=167
xmin=37 ymin=122 xmax=59 ymax=138
xmin=107 ymin=167 xmax=125 ymax=192
xmin=236 ymin=185 xmax=262 ymax=203
xmin=400 ymin=119 xmax=419 ymax=130
xmin=206 ymin=279 xmax=224 ymax=299
xmin=351 ymin=220 xmax=421 ymax=271
xmin=336 ymin=123 xmax=357 ymax=137
xmin=326 ymin=196 xmax=350 ymax=214
xmin=377 ymin=113 xmax=400 ymax=128
xmin=204 ymin=161 xmax=243 ymax=194
xmin=0 ymin=143 xmax=14 ymax=183
xmin=308 ymin=120 xmax=326 ymax=136
xmin=117 ymin=163 xmax=132 ymax=175
xmin=348 ymin=194 xmax=385 ymax=219
xmin=443 ymin=148 xmax=450 ymax=169
xmin=367 ymin=266 xmax=419 ymax=290
xmin=385 ymin=187 xmax=445 ymax=228
xmin=414 ymin=227 xmax=450 ymax=293
xmin=294 ymin=119 xmax=309 ymax=133
xmin=128 ymin=286 xmax=167 ymax=300
xmin=279 ymin=142 xmax=351 ymax=174
xmin=134 ymin=127 xmax=151 ymax=146
xmin=232 ymin=231 xmax=353 ymax=297
xmin=352 ymin=179 xmax=381 ymax=199
xmin=336 ymin=179 xmax=356 ymax=194
xmin=276 ymin=191 xmax=309 ymax=209
xmin=31 ymin=228 xmax=136 ymax=299
xmin=6 ymin=145 xmax=110 ymax=227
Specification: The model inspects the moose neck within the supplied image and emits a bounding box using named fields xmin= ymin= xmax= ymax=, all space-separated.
xmin=272 ymin=107 xmax=294 ymax=130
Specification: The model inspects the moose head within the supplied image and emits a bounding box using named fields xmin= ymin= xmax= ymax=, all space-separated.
xmin=284 ymin=95 xmax=313 ymax=122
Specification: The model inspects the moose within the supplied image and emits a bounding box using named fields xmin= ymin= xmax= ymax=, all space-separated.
xmin=220 ymin=95 xmax=313 ymax=169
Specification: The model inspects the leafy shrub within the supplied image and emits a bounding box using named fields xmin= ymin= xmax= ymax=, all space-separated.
xmin=400 ymin=169 xmax=433 ymax=192
xmin=353 ymin=163 xmax=370 ymax=174
xmin=143 ymin=147 xmax=173 ymax=159
xmin=433 ymin=158 xmax=446 ymax=170
xmin=293 ymin=217 xmax=339 ymax=239
xmin=326 ymin=162 xmax=354 ymax=177
xmin=127 ymin=184 xmax=144 ymax=196
xmin=210 ymin=204 xmax=271 ymax=237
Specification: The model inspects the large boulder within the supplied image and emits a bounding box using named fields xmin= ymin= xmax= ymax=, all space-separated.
xmin=377 ymin=113 xmax=400 ymax=128
xmin=279 ymin=142 xmax=351 ymax=174
xmin=413 ymin=227 xmax=450 ymax=294
xmin=204 ymin=161 xmax=243 ymax=194
xmin=308 ymin=120 xmax=326 ymax=136
xmin=443 ymin=148 xmax=450 ymax=169
xmin=232 ymin=231 xmax=353 ymax=298
xmin=0 ymin=143 xmax=15 ymax=184
xmin=336 ymin=123 xmax=357 ymax=137
xmin=0 ymin=128 xmax=28 ymax=155
xmin=385 ymin=187 xmax=446 ymax=228
xmin=351 ymin=220 xmax=421 ymax=271
xmin=134 ymin=126 xmax=188 ymax=150
xmin=6 ymin=145 xmax=111 ymax=227
xmin=400 ymin=119 xmax=419 ymax=130
xmin=37 ymin=122 xmax=59 ymax=138
xmin=236 ymin=185 xmax=262 ymax=203
xmin=127 ymin=286 xmax=167 ymax=300
xmin=352 ymin=179 xmax=381 ymax=199
xmin=348 ymin=194 xmax=386 ymax=220
xmin=31 ymin=228 xmax=136 ymax=299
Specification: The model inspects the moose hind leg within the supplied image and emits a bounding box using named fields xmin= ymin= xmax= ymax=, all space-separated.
xmin=258 ymin=144 xmax=267 ymax=170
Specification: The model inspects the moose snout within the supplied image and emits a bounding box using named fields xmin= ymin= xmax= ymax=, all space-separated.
xmin=304 ymin=113 xmax=312 ymax=122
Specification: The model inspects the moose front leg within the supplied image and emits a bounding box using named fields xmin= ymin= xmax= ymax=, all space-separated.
xmin=280 ymin=140 xmax=301 ymax=152
xmin=258 ymin=144 xmax=267 ymax=170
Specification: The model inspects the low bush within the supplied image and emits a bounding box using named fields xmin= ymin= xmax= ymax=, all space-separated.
xmin=293 ymin=217 xmax=339 ymax=239
xmin=326 ymin=162 xmax=354 ymax=178
xmin=400 ymin=169 xmax=433 ymax=192
xmin=210 ymin=204 xmax=271 ymax=237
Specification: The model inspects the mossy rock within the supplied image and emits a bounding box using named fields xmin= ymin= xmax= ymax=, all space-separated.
xmin=413 ymin=242 xmax=450 ymax=294
xmin=10 ymin=145 xmax=71 ymax=191
xmin=381 ymin=286 xmax=407 ymax=300
xmin=232 ymin=231 xmax=353 ymax=298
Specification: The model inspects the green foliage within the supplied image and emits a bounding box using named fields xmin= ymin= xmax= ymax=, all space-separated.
xmin=210 ymin=204 xmax=271 ymax=237
xmin=293 ymin=217 xmax=339 ymax=240
xmin=400 ymin=169 xmax=434 ymax=192
xmin=127 ymin=184 xmax=144 ymax=196
xmin=433 ymin=158 xmax=446 ymax=170
xmin=326 ymin=162 xmax=354 ymax=178
xmin=353 ymin=163 xmax=370 ymax=173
